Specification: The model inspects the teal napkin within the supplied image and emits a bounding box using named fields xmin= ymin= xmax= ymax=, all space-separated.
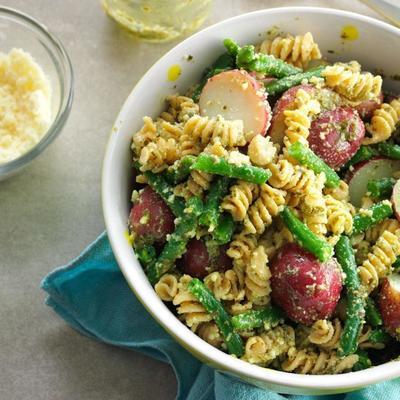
xmin=41 ymin=232 xmax=400 ymax=400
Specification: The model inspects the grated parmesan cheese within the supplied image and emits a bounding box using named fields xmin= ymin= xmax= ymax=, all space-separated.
xmin=0 ymin=48 xmax=52 ymax=164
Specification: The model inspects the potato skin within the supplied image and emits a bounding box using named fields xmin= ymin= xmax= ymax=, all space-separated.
xmin=270 ymin=243 xmax=342 ymax=325
xmin=380 ymin=276 xmax=400 ymax=339
xmin=308 ymin=107 xmax=365 ymax=170
xmin=129 ymin=186 xmax=175 ymax=243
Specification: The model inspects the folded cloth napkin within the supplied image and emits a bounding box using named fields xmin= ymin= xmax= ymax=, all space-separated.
xmin=42 ymin=232 xmax=400 ymax=400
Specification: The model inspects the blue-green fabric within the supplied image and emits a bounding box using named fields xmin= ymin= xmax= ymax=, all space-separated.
xmin=41 ymin=232 xmax=400 ymax=400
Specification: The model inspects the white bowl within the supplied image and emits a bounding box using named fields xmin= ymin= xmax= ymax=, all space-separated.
xmin=102 ymin=7 xmax=400 ymax=395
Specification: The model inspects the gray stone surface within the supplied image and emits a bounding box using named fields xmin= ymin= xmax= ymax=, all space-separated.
xmin=0 ymin=1 xmax=384 ymax=399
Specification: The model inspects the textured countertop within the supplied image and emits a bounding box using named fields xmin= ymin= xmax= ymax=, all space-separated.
xmin=0 ymin=1 xmax=386 ymax=399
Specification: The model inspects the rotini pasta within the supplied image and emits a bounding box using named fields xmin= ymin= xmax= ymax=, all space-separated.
xmin=325 ymin=195 xmax=353 ymax=235
xmin=283 ymin=88 xmax=321 ymax=149
xmin=243 ymin=183 xmax=286 ymax=235
xmin=221 ymin=180 xmax=260 ymax=221
xmin=308 ymin=318 xmax=342 ymax=350
xmin=204 ymin=269 xmax=245 ymax=301
xmin=197 ymin=322 xmax=223 ymax=348
xmin=154 ymin=273 xmax=179 ymax=301
xmin=259 ymin=32 xmax=322 ymax=68
xmin=363 ymin=99 xmax=400 ymax=145
xmin=139 ymin=136 xmax=179 ymax=172
xmin=301 ymin=174 xmax=327 ymax=237
xmin=172 ymin=275 xmax=212 ymax=331
xmin=365 ymin=218 xmax=400 ymax=243
xmin=268 ymin=159 xmax=316 ymax=195
xmin=183 ymin=115 xmax=246 ymax=148
xmin=243 ymin=325 xmax=295 ymax=365
xmin=323 ymin=180 xmax=349 ymax=202
xmin=281 ymin=347 xmax=359 ymax=374
xmin=322 ymin=61 xmax=382 ymax=102
xmin=245 ymin=246 xmax=271 ymax=305
xmin=359 ymin=230 xmax=400 ymax=293
xmin=132 ymin=116 xmax=158 ymax=156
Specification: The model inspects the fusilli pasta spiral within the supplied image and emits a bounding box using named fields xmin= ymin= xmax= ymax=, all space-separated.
xmin=172 ymin=275 xmax=212 ymax=331
xmin=204 ymin=269 xmax=245 ymax=301
xmin=160 ymin=95 xmax=200 ymax=123
xmin=322 ymin=62 xmax=382 ymax=102
xmin=243 ymin=325 xmax=295 ymax=365
xmin=139 ymin=136 xmax=179 ymax=172
xmin=183 ymin=115 xmax=246 ymax=148
xmin=221 ymin=180 xmax=260 ymax=221
xmin=325 ymin=195 xmax=353 ymax=235
xmin=363 ymin=99 xmax=400 ymax=145
xmin=323 ymin=180 xmax=350 ymax=202
xmin=245 ymin=246 xmax=272 ymax=305
xmin=365 ymin=218 xmax=400 ymax=243
xmin=282 ymin=347 xmax=359 ymax=374
xmin=283 ymin=88 xmax=321 ymax=148
xmin=268 ymin=159 xmax=316 ymax=194
xmin=301 ymin=174 xmax=327 ymax=237
xmin=197 ymin=322 xmax=223 ymax=348
xmin=243 ymin=183 xmax=286 ymax=235
xmin=359 ymin=230 xmax=400 ymax=293
xmin=154 ymin=273 xmax=179 ymax=301
xmin=132 ymin=116 xmax=158 ymax=156
xmin=259 ymin=32 xmax=322 ymax=68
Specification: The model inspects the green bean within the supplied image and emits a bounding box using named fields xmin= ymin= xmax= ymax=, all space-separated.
xmin=186 ymin=196 xmax=204 ymax=217
xmin=147 ymin=211 xmax=198 ymax=285
xmin=365 ymin=298 xmax=383 ymax=327
xmin=212 ymin=213 xmax=235 ymax=245
xmin=287 ymin=142 xmax=340 ymax=188
xmin=135 ymin=244 xmax=157 ymax=266
xmin=188 ymin=278 xmax=244 ymax=357
xmin=343 ymin=146 xmax=375 ymax=170
xmin=223 ymin=38 xmax=301 ymax=78
xmin=199 ymin=177 xmax=231 ymax=231
xmin=352 ymin=201 xmax=393 ymax=235
xmin=376 ymin=142 xmax=400 ymax=160
xmin=335 ymin=236 xmax=365 ymax=356
xmin=353 ymin=349 xmax=371 ymax=371
xmin=281 ymin=207 xmax=333 ymax=262
xmin=368 ymin=328 xmax=391 ymax=344
xmin=231 ymin=306 xmax=284 ymax=331
xmin=367 ymin=178 xmax=396 ymax=200
xmin=264 ymin=66 xmax=325 ymax=96
xmin=164 ymin=156 xmax=196 ymax=184
xmin=191 ymin=153 xmax=271 ymax=185
xmin=191 ymin=52 xmax=235 ymax=102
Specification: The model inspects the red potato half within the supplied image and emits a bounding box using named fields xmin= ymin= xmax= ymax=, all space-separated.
xmin=347 ymin=157 xmax=400 ymax=208
xmin=308 ymin=107 xmax=365 ymax=170
xmin=270 ymin=243 xmax=343 ymax=325
xmin=129 ymin=186 xmax=175 ymax=243
xmin=380 ymin=274 xmax=400 ymax=339
xmin=181 ymin=240 xmax=232 ymax=279
xmin=199 ymin=69 xmax=271 ymax=140
xmin=392 ymin=179 xmax=400 ymax=222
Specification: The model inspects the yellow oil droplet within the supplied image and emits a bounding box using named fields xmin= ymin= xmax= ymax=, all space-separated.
xmin=341 ymin=25 xmax=359 ymax=41
xmin=124 ymin=230 xmax=134 ymax=246
xmin=167 ymin=64 xmax=181 ymax=81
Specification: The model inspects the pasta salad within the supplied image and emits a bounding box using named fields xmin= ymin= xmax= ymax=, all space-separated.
xmin=128 ymin=32 xmax=400 ymax=375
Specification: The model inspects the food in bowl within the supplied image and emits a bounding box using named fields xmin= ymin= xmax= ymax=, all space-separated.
xmin=0 ymin=48 xmax=51 ymax=164
xmin=126 ymin=30 xmax=400 ymax=375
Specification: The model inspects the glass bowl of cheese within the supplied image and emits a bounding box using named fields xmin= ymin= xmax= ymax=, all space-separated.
xmin=0 ymin=6 xmax=73 ymax=180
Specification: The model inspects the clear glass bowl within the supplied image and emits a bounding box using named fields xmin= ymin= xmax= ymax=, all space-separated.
xmin=0 ymin=6 xmax=74 ymax=180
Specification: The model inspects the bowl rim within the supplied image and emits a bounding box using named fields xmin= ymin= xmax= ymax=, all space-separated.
xmin=103 ymin=6 xmax=400 ymax=391
xmin=0 ymin=6 xmax=74 ymax=175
